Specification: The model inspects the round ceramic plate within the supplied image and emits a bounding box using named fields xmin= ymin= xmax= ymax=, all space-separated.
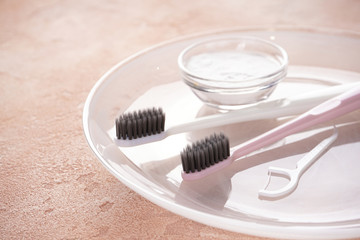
xmin=83 ymin=28 xmax=360 ymax=239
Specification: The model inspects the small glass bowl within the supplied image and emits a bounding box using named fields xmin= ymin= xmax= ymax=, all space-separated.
xmin=178 ymin=36 xmax=288 ymax=109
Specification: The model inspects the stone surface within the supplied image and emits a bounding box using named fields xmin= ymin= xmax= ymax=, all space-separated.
xmin=1 ymin=0 xmax=360 ymax=239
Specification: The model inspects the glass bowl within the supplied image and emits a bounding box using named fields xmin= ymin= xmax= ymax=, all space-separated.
xmin=178 ymin=36 xmax=288 ymax=109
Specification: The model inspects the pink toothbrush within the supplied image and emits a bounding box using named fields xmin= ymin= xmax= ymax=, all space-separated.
xmin=181 ymin=85 xmax=360 ymax=181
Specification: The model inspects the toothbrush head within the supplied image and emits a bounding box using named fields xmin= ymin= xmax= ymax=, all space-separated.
xmin=115 ymin=107 xmax=165 ymax=140
xmin=181 ymin=133 xmax=231 ymax=180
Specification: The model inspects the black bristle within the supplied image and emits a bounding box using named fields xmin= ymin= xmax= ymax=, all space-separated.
xmin=187 ymin=146 xmax=195 ymax=173
xmin=136 ymin=118 xmax=142 ymax=138
xmin=180 ymin=133 xmax=230 ymax=174
xmin=141 ymin=110 xmax=148 ymax=137
xmin=199 ymin=148 xmax=206 ymax=170
xmin=181 ymin=151 xmax=188 ymax=173
xmin=127 ymin=118 xmax=133 ymax=140
xmin=115 ymin=107 xmax=165 ymax=140
xmin=115 ymin=118 xmax=120 ymax=139
xmin=208 ymin=143 xmax=215 ymax=165
xmin=203 ymin=143 xmax=210 ymax=168
xmin=212 ymin=139 xmax=219 ymax=163
xmin=194 ymin=150 xmax=201 ymax=172
xmin=151 ymin=112 xmax=156 ymax=135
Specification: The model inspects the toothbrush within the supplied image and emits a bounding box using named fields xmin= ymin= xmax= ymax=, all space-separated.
xmin=180 ymin=85 xmax=360 ymax=181
xmin=115 ymin=82 xmax=359 ymax=147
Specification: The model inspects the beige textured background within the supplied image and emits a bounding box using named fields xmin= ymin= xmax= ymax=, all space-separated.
xmin=1 ymin=0 xmax=360 ymax=239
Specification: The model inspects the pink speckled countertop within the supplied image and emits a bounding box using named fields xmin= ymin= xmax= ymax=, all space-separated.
xmin=1 ymin=1 xmax=360 ymax=239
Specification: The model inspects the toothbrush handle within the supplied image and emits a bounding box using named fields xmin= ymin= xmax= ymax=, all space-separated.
xmin=167 ymin=83 xmax=359 ymax=135
xmin=232 ymin=86 xmax=360 ymax=159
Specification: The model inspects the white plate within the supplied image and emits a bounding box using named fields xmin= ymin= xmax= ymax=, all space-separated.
xmin=83 ymin=28 xmax=360 ymax=239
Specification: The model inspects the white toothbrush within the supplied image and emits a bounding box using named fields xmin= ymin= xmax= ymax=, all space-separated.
xmin=115 ymin=82 xmax=360 ymax=147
